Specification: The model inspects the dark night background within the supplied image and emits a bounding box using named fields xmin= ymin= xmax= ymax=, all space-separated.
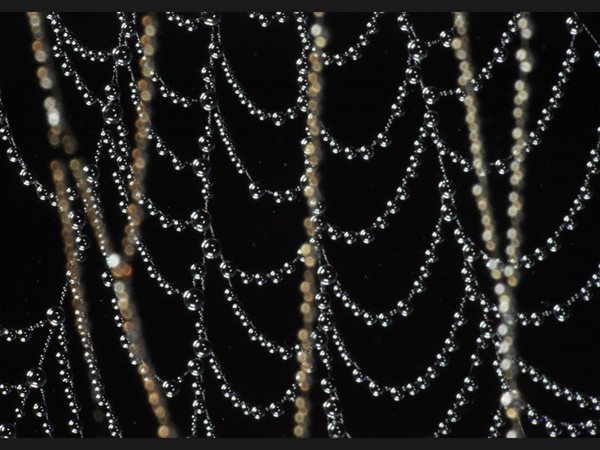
xmin=0 ymin=12 xmax=599 ymax=437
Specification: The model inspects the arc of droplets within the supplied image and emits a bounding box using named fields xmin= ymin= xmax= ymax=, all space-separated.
xmin=1 ymin=10 xmax=600 ymax=438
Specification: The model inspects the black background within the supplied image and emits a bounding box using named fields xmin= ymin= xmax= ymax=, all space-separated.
xmin=0 ymin=12 xmax=599 ymax=438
